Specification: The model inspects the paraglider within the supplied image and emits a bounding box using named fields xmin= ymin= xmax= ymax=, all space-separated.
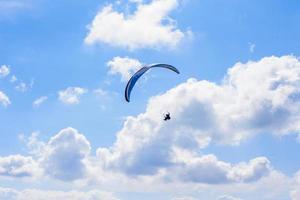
xmin=124 ymin=64 xmax=180 ymax=102
xmin=124 ymin=63 xmax=179 ymax=121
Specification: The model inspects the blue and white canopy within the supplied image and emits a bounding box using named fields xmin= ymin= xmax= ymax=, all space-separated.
xmin=125 ymin=64 xmax=180 ymax=102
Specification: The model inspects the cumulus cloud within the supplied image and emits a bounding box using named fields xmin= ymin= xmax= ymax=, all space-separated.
xmin=33 ymin=96 xmax=48 ymax=107
xmin=107 ymin=56 xmax=142 ymax=81
xmin=40 ymin=127 xmax=91 ymax=181
xmin=96 ymin=55 xmax=300 ymax=180
xmin=0 ymin=155 xmax=41 ymax=178
xmin=23 ymin=132 xmax=46 ymax=157
xmin=0 ymin=128 xmax=293 ymax=200
xmin=0 ymin=91 xmax=11 ymax=107
xmin=85 ymin=0 xmax=188 ymax=50
xmin=1 ymin=56 xmax=299 ymax=195
xmin=15 ymin=128 xmax=92 ymax=182
xmin=0 ymin=187 xmax=120 ymax=200
xmin=58 ymin=87 xmax=87 ymax=105
xmin=14 ymin=127 xmax=270 ymax=184
xmin=0 ymin=65 xmax=10 ymax=77
xmin=227 ymin=157 xmax=271 ymax=182
xmin=0 ymin=131 xmax=294 ymax=200
xmin=180 ymin=170 xmax=291 ymax=200
xmin=170 ymin=152 xmax=271 ymax=184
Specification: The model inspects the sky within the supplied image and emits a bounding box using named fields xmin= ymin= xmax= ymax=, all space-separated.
xmin=0 ymin=0 xmax=300 ymax=199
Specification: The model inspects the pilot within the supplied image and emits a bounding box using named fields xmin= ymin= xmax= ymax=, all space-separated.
xmin=164 ymin=112 xmax=171 ymax=121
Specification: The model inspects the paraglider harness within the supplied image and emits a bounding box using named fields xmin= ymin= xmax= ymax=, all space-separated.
xmin=164 ymin=112 xmax=171 ymax=121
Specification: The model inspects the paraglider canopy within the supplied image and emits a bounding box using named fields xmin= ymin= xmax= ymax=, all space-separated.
xmin=124 ymin=64 xmax=180 ymax=102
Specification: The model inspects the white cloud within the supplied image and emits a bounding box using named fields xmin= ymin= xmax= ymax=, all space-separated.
xmin=23 ymin=132 xmax=46 ymax=157
xmin=15 ymin=129 xmax=92 ymax=182
xmin=15 ymin=79 xmax=34 ymax=92
xmin=0 ymin=127 xmax=296 ymax=200
xmin=227 ymin=157 xmax=271 ymax=182
xmin=0 ymin=187 xmax=120 ymax=200
xmin=85 ymin=0 xmax=188 ymax=50
xmin=15 ymin=82 xmax=27 ymax=92
xmin=0 ymin=65 xmax=10 ymax=77
xmin=0 ymin=91 xmax=11 ymax=107
xmin=290 ymin=171 xmax=300 ymax=200
xmin=0 ymin=155 xmax=41 ymax=178
xmin=170 ymin=151 xmax=271 ymax=184
xmin=217 ymin=195 xmax=242 ymax=200
xmin=40 ymin=127 xmax=91 ymax=181
xmin=184 ymin=171 xmax=291 ymax=200
xmin=96 ymin=55 xmax=300 ymax=179
xmin=33 ymin=96 xmax=48 ymax=107
xmin=15 ymin=128 xmax=271 ymax=185
xmin=172 ymin=197 xmax=197 ymax=200
xmin=1 ymin=56 xmax=300 ymax=198
xmin=58 ymin=87 xmax=87 ymax=105
xmin=107 ymin=56 xmax=142 ymax=81
xmin=10 ymin=75 xmax=17 ymax=83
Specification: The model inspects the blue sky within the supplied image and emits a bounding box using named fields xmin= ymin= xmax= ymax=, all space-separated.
xmin=0 ymin=0 xmax=300 ymax=199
